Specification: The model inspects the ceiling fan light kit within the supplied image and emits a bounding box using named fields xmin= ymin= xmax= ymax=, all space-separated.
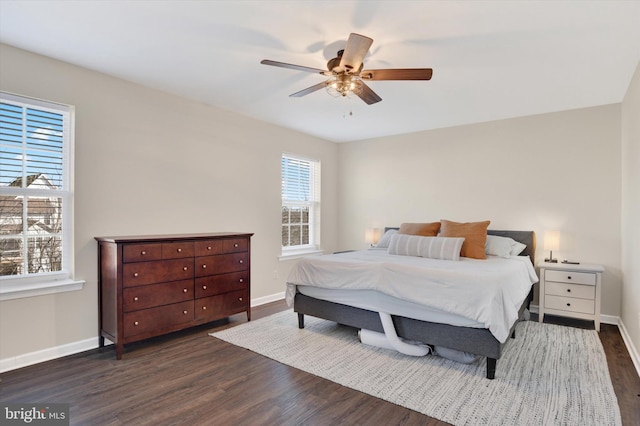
xmin=261 ymin=33 xmax=433 ymax=105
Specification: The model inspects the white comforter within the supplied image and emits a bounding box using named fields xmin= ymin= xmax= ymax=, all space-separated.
xmin=286 ymin=250 xmax=539 ymax=343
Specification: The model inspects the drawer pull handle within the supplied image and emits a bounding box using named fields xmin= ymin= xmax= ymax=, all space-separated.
xmin=183 ymin=266 xmax=188 ymax=271
xmin=239 ymin=297 xmax=243 ymax=301
xmin=183 ymin=310 xmax=188 ymax=315
xmin=134 ymin=272 xmax=139 ymax=277
xmin=567 ymin=276 xmax=572 ymax=280
xmin=202 ymin=306 xmax=207 ymax=310
xmin=183 ymin=288 xmax=188 ymax=293
xmin=177 ymin=248 xmax=182 ymax=253
xmin=207 ymin=246 xmax=212 ymax=250
xmin=234 ymin=243 xmax=239 ymax=248
xmin=202 ymin=264 xmax=207 ymax=269
xmin=134 ymin=297 xmax=139 ymax=301
xmin=134 ymin=321 xmax=139 ymax=326
xmin=239 ymin=278 xmax=244 ymax=283
xmin=566 ymin=303 xmax=571 ymax=307
xmin=567 ymin=289 xmax=571 ymax=293
xmin=141 ymin=251 xmax=146 ymax=255
xmin=203 ymin=285 xmax=207 ymax=290
xmin=239 ymin=260 xmax=244 ymax=264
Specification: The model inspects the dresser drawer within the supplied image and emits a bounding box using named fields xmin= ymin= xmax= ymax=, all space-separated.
xmin=223 ymin=238 xmax=248 ymax=253
xmin=545 ymin=270 xmax=596 ymax=286
xmin=545 ymin=295 xmax=595 ymax=315
xmin=123 ymin=279 xmax=194 ymax=312
xmin=195 ymin=253 xmax=248 ymax=277
xmin=545 ymin=281 xmax=595 ymax=300
xmin=195 ymin=271 xmax=248 ymax=298
xmin=162 ymin=241 xmax=194 ymax=259
xmin=195 ymin=240 xmax=223 ymax=256
xmin=123 ymin=243 xmax=162 ymax=263
xmin=195 ymin=289 xmax=248 ymax=321
xmin=123 ymin=301 xmax=194 ymax=337
xmin=123 ymin=258 xmax=194 ymax=287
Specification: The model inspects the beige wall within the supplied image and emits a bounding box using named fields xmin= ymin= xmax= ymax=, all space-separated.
xmin=338 ymin=105 xmax=623 ymax=317
xmin=0 ymin=44 xmax=339 ymax=360
xmin=621 ymin=61 xmax=640 ymax=355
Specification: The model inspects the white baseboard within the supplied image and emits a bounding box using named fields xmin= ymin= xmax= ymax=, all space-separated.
xmin=251 ymin=291 xmax=285 ymax=307
xmin=0 ymin=337 xmax=99 ymax=373
xmin=3 ymin=293 xmax=636 ymax=377
xmin=1 ymin=292 xmax=288 ymax=373
xmin=618 ymin=318 xmax=640 ymax=378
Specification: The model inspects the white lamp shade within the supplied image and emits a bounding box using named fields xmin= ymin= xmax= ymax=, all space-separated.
xmin=365 ymin=228 xmax=381 ymax=245
xmin=543 ymin=231 xmax=560 ymax=251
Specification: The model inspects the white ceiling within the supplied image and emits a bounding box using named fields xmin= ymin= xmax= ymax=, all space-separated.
xmin=1 ymin=1 xmax=639 ymax=143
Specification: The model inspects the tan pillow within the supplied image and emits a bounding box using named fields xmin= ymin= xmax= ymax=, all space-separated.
xmin=439 ymin=220 xmax=490 ymax=259
xmin=398 ymin=222 xmax=441 ymax=237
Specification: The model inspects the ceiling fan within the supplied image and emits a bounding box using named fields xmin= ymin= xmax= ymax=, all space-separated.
xmin=260 ymin=33 xmax=433 ymax=105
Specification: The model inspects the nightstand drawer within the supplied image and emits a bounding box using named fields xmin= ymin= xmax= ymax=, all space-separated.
xmin=545 ymin=269 xmax=596 ymax=286
xmin=545 ymin=295 xmax=595 ymax=315
xmin=545 ymin=282 xmax=595 ymax=300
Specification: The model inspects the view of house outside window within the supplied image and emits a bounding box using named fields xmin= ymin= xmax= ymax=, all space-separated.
xmin=281 ymin=154 xmax=320 ymax=254
xmin=0 ymin=93 xmax=70 ymax=278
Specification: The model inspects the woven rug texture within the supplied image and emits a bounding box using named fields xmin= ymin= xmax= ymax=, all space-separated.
xmin=210 ymin=310 xmax=621 ymax=426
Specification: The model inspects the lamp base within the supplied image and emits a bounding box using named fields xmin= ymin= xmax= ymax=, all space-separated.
xmin=544 ymin=258 xmax=558 ymax=263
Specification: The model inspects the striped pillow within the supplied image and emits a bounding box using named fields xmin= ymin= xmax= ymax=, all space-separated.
xmin=387 ymin=234 xmax=465 ymax=261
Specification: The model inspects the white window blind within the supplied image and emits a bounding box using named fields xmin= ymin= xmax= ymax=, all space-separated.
xmin=0 ymin=92 xmax=81 ymax=299
xmin=281 ymin=154 xmax=320 ymax=255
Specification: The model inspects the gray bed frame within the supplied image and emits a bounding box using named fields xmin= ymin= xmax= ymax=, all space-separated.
xmin=294 ymin=229 xmax=536 ymax=379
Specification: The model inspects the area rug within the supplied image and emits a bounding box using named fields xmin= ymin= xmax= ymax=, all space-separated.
xmin=210 ymin=310 xmax=621 ymax=426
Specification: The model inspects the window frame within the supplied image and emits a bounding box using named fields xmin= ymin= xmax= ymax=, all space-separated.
xmin=280 ymin=153 xmax=322 ymax=259
xmin=0 ymin=91 xmax=84 ymax=300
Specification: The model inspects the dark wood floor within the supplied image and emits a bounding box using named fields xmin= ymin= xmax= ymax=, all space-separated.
xmin=1 ymin=301 xmax=638 ymax=425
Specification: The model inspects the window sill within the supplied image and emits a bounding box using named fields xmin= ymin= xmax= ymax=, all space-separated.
xmin=279 ymin=248 xmax=324 ymax=261
xmin=0 ymin=278 xmax=85 ymax=301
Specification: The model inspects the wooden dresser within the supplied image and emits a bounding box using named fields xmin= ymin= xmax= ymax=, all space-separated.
xmin=95 ymin=232 xmax=253 ymax=359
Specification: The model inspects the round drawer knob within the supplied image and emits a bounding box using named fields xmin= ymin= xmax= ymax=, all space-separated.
xmin=133 ymin=272 xmax=139 ymax=277
xmin=141 ymin=251 xmax=146 ymax=255
xmin=133 ymin=297 xmax=139 ymax=301
xmin=183 ymin=288 xmax=188 ymax=293
xmin=202 ymin=264 xmax=207 ymax=269
xmin=177 ymin=248 xmax=182 ymax=252
xmin=234 ymin=243 xmax=239 ymax=248
xmin=134 ymin=321 xmax=139 ymax=326
xmin=183 ymin=310 xmax=188 ymax=315
xmin=239 ymin=260 xmax=243 ymax=264
xmin=239 ymin=278 xmax=244 ymax=283
xmin=203 ymin=285 xmax=207 ymax=290
xmin=207 ymin=246 xmax=212 ymax=250
xmin=567 ymin=276 xmax=572 ymax=280
xmin=202 ymin=306 xmax=207 ymax=310
xmin=239 ymin=297 xmax=243 ymax=301
xmin=567 ymin=289 xmax=571 ymax=293
xmin=566 ymin=303 xmax=571 ymax=307
xmin=183 ymin=266 xmax=188 ymax=271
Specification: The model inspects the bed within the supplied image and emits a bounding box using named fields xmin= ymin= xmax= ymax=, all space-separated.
xmin=287 ymin=229 xmax=537 ymax=379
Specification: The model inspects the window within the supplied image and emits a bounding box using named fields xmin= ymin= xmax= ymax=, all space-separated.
xmin=0 ymin=92 xmax=83 ymax=300
xmin=281 ymin=153 xmax=321 ymax=257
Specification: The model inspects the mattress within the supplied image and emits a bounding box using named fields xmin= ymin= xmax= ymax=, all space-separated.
xmin=286 ymin=249 xmax=538 ymax=342
xmin=297 ymin=285 xmax=484 ymax=328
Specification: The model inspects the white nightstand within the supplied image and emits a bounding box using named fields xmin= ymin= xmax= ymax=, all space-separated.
xmin=538 ymin=262 xmax=604 ymax=331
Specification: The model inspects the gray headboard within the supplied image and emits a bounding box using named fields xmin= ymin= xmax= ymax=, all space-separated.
xmin=384 ymin=227 xmax=536 ymax=264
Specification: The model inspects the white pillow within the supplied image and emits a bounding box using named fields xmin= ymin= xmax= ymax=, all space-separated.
xmin=485 ymin=235 xmax=527 ymax=258
xmin=376 ymin=229 xmax=398 ymax=248
xmin=387 ymin=234 xmax=465 ymax=261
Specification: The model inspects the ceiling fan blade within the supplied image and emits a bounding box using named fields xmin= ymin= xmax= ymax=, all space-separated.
xmin=360 ymin=68 xmax=433 ymax=81
xmin=339 ymin=33 xmax=373 ymax=73
xmin=289 ymin=81 xmax=329 ymax=98
xmin=260 ymin=59 xmax=327 ymax=74
xmin=356 ymin=81 xmax=382 ymax=105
